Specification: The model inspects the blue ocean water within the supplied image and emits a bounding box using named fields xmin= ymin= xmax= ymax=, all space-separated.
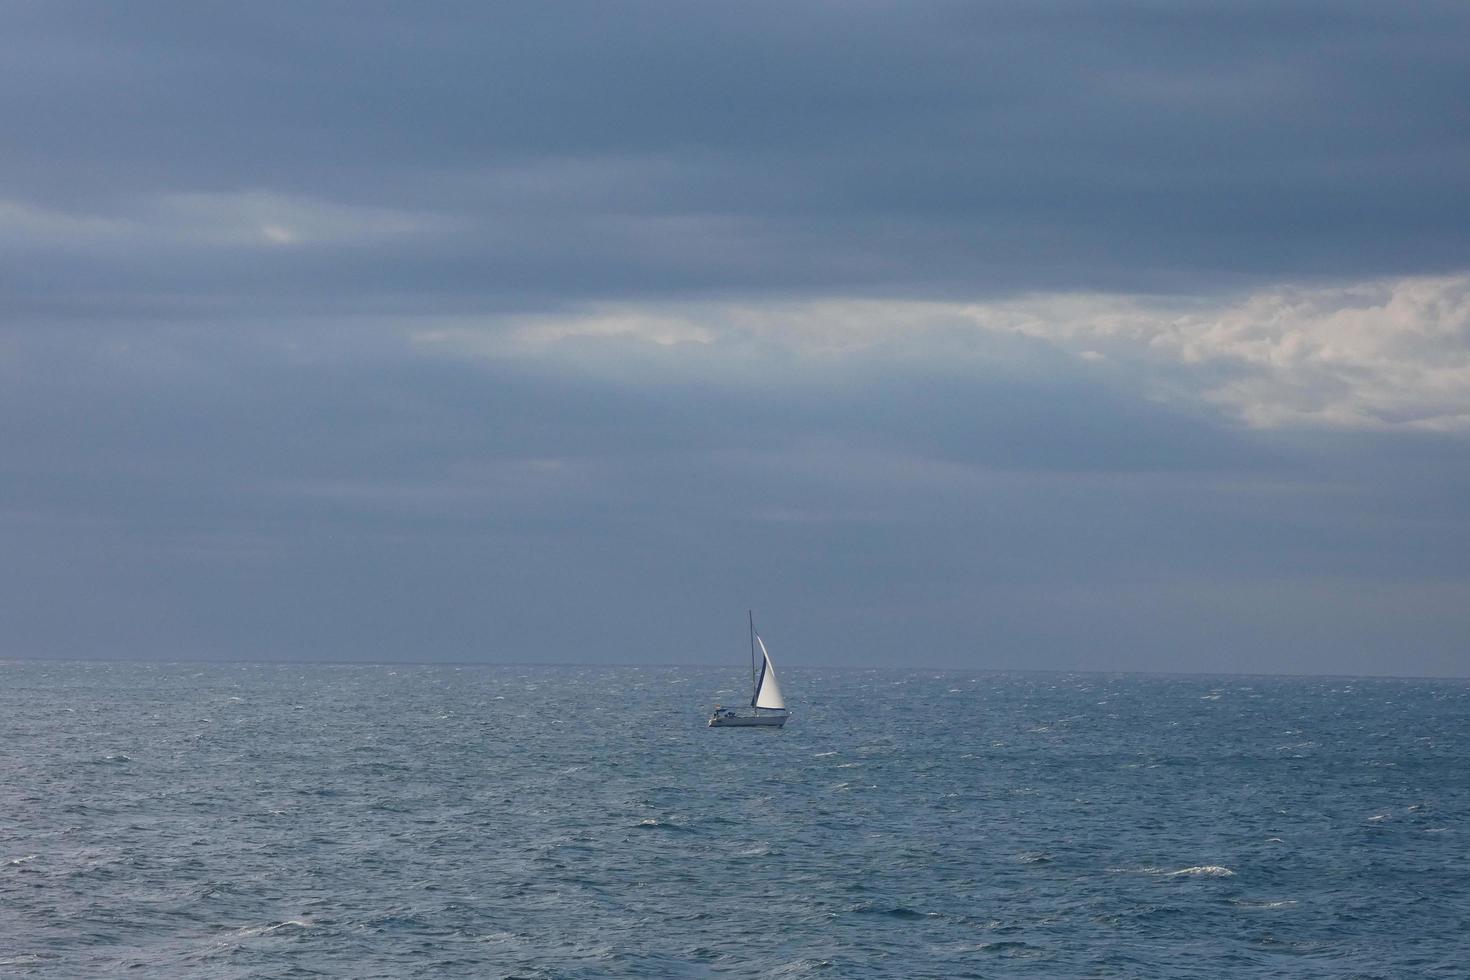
xmin=2 ymin=662 xmax=1467 ymax=978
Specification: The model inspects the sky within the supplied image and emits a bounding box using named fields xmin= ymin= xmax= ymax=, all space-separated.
xmin=3 ymin=2 xmax=1470 ymax=675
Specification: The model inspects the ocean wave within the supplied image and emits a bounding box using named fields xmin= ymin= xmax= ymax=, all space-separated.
xmin=850 ymin=903 xmax=934 ymax=920
xmin=230 ymin=919 xmax=312 ymax=939
xmin=5 ymin=662 xmax=1465 ymax=978
xmin=975 ymin=940 xmax=1046 ymax=957
xmin=1167 ymin=865 xmax=1235 ymax=878
xmin=636 ymin=817 xmax=691 ymax=832
xmin=1109 ymin=865 xmax=1236 ymax=878
xmin=0 ymin=954 xmax=60 ymax=968
xmin=768 ymin=957 xmax=837 ymax=977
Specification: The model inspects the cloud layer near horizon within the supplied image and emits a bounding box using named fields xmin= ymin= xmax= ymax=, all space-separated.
xmin=3 ymin=3 xmax=1469 ymax=674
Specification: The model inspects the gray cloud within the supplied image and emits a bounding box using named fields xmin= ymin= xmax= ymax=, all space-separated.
xmin=5 ymin=1 xmax=1470 ymax=314
xmin=4 ymin=322 xmax=1467 ymax=673
xmin=3 ymin=3 xmax=1469 ymax=674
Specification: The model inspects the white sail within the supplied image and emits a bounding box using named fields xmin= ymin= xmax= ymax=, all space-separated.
xmin=753 ymin=635 xmax=786 ymax=710
xmin=710 ymin=614 xmax=790 ymax=727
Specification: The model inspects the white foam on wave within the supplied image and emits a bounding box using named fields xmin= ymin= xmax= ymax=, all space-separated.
xmin=637 ymin=817 xmax=684 ymax=829
xmin=1109 ymin=865 xmax=1236 ymax=878
xmin=1168 ymin=865 xmax=1235 ymax=877
xmin=228 ymin=919 xmax=312 ymax=940
xmin=813 ymin=751 xmax=837 ymax=757
xmin=195 ymin=919 xmax=314 ymax=958
xmin=0 ymin=954 xmax=54 ymax=968
xmin=6 ymin=854 xmax=38 ymax=866
xmin=1234 ymin=898 xmax=1296 ymax=909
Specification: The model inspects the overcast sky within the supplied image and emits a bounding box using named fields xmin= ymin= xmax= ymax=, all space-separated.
xmin=4 ymin=2 xmax=1469 ymax=675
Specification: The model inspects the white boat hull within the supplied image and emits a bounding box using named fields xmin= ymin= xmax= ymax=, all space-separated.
xmin=708 ymin=711 xmax=788 ymax=728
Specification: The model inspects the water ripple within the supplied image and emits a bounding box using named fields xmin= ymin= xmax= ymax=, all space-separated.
xmin=2 ymin=663 xmax=1468 ymax=977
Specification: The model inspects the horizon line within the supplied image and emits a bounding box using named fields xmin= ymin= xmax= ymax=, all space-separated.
xmin=1 ymin=654 xmax=1465 ymax=683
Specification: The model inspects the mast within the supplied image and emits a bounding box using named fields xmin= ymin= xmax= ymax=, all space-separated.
xmin=749 ymin=610 xmax=757 ymax=709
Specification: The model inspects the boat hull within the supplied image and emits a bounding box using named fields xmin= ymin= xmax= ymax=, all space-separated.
xmin=708 ymin=712 xmax=788 ymax=728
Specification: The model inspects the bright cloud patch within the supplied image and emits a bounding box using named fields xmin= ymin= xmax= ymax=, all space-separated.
xmin=154 ymin=191 xmax=448 ymax=247
xmin=421 ymin=274 xmax=1470 ymax=433
xmin=972 ymin=274 xmax=1470 ymax=431
xmin=1 ymin=191 xmax=448 ymax=250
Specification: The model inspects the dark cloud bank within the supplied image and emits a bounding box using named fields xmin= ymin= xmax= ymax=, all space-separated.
xmin=3 ymin=2 xmax=1469 ymax=674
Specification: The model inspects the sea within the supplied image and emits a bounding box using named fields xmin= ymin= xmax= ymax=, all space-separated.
xmin=2 ymin=662 xmax=1467 ymax=979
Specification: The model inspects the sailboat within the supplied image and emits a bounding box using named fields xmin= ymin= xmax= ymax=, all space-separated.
xmin=708 ymin=612 xmax=789 ymax=728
